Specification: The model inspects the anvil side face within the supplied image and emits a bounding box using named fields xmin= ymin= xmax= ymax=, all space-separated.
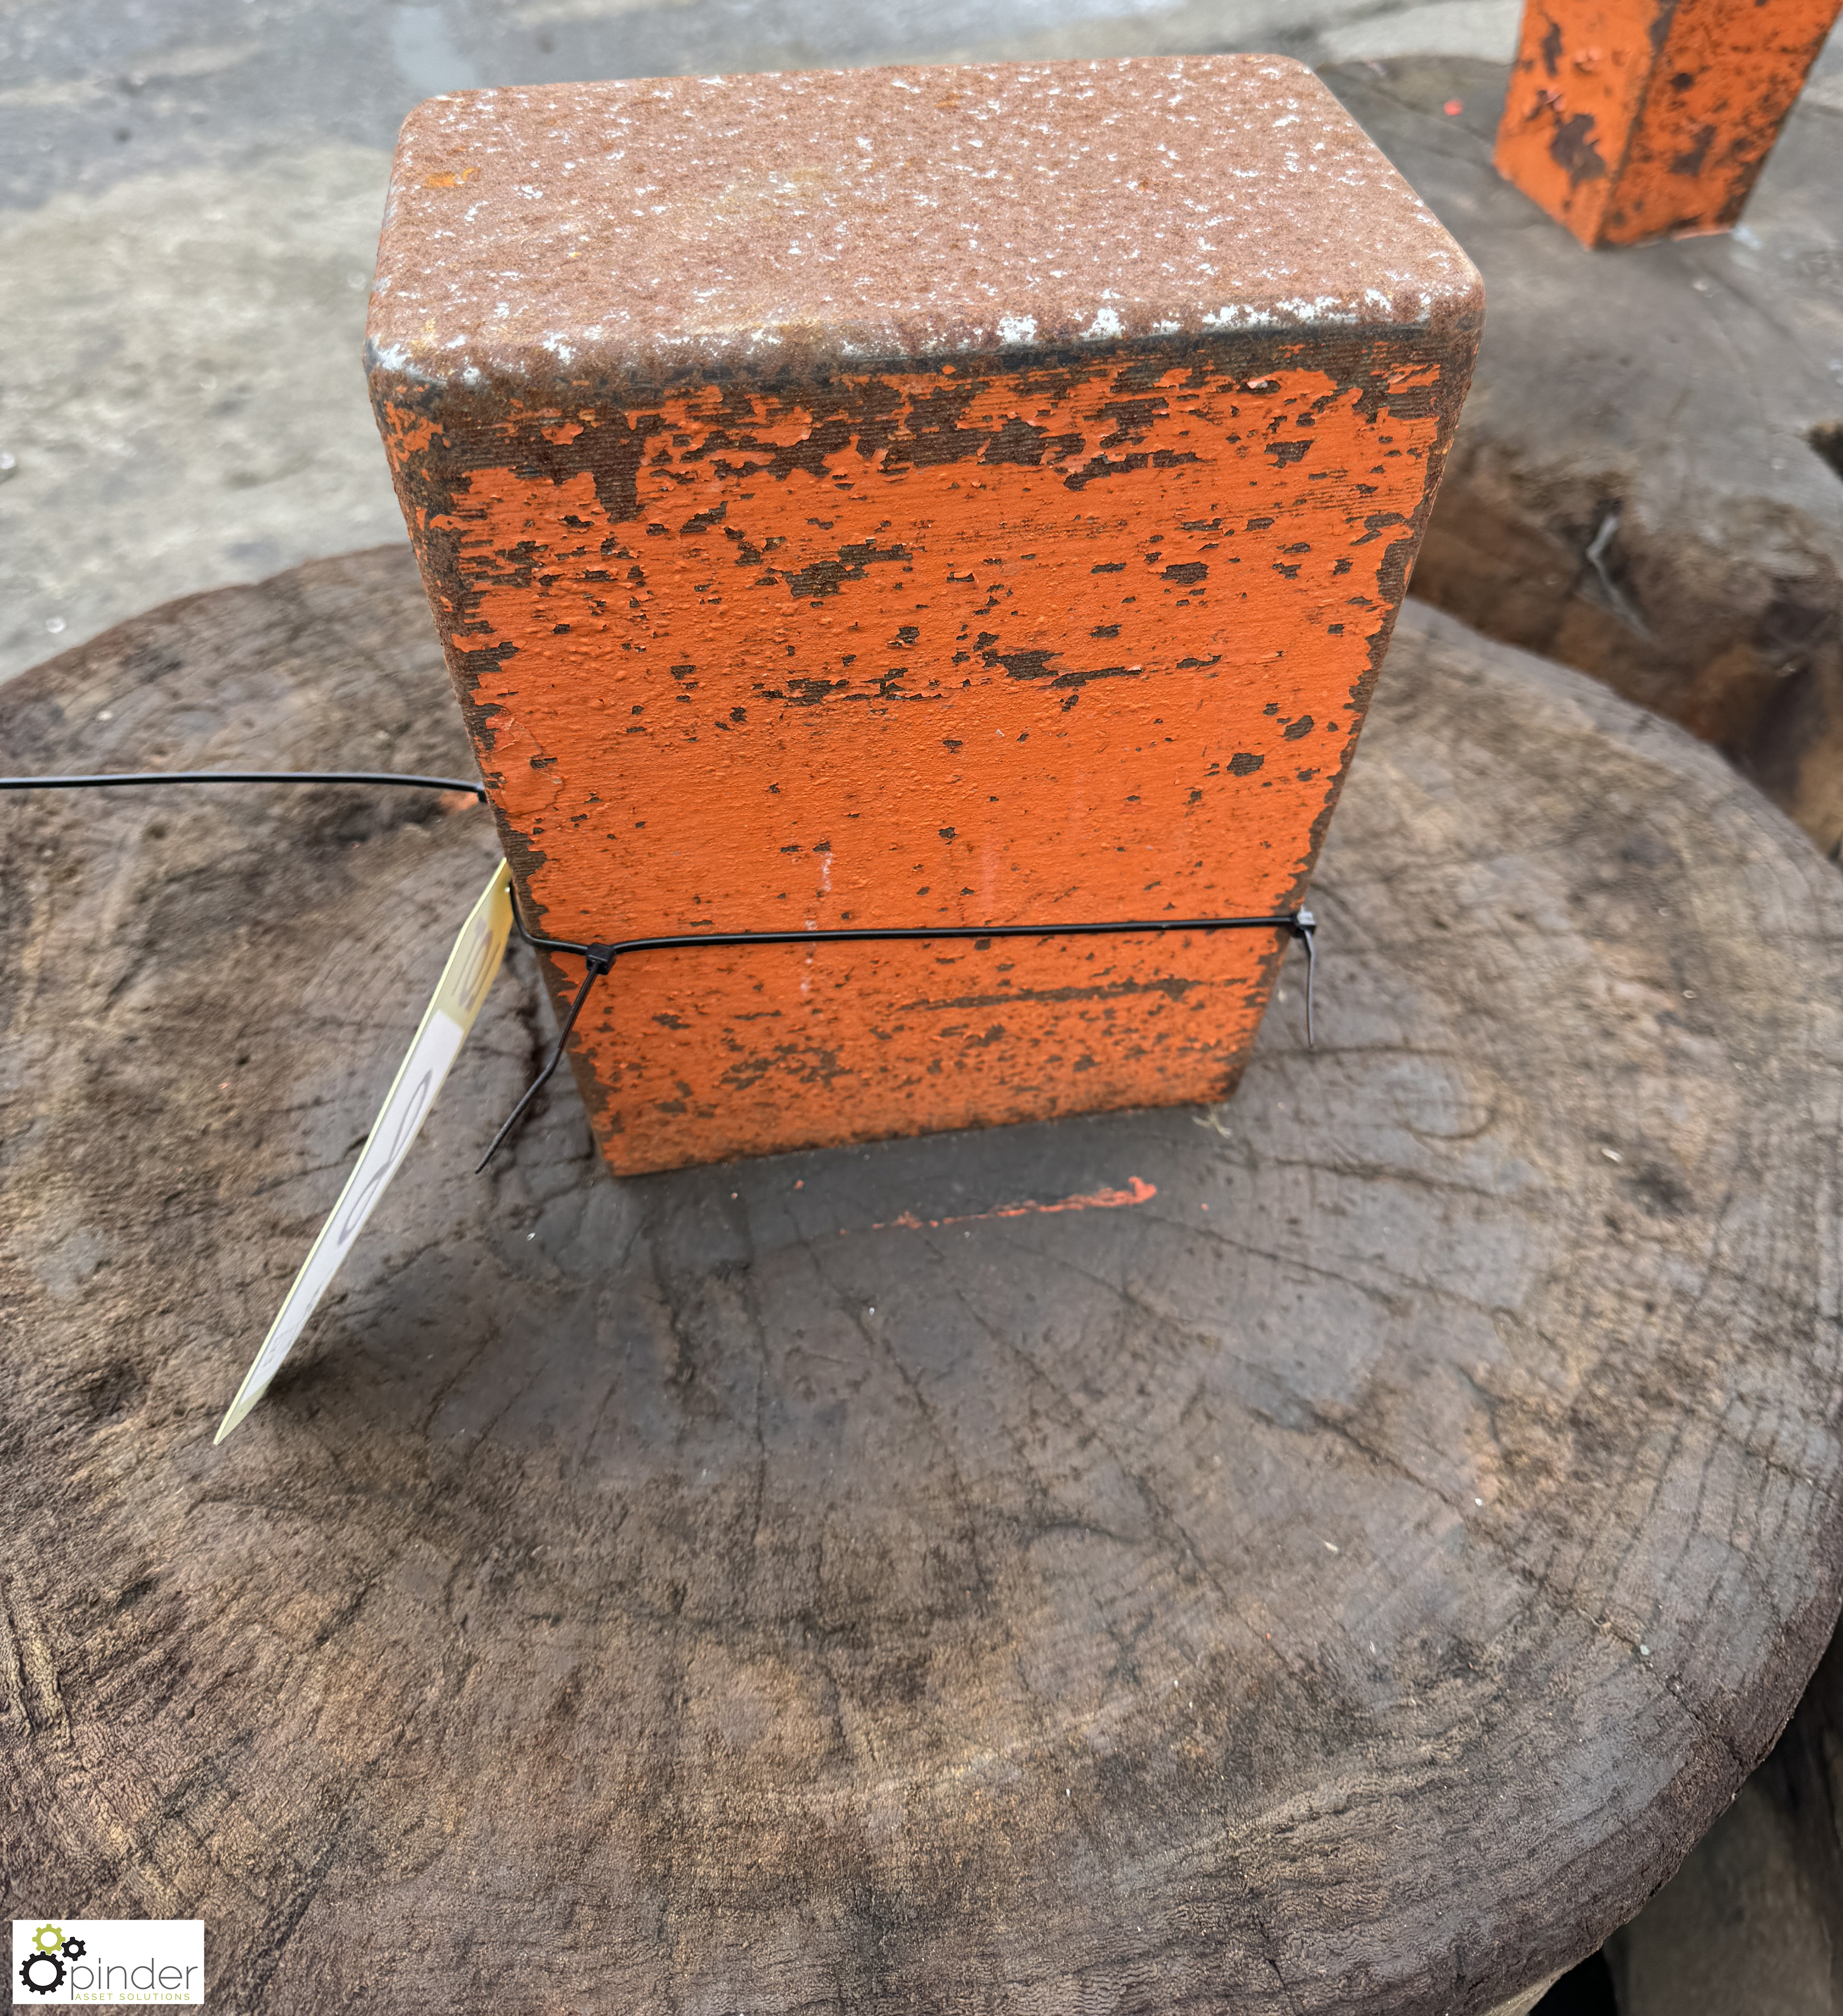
xmin=368 ymin=56 xmax=1482 ymax=1177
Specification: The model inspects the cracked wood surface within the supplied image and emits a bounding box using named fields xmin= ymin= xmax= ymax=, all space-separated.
xmin=3 ymin=547 xmax=1843 ymax=2014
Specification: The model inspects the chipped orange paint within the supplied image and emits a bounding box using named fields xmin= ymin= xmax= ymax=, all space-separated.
xmin=377 ymin=346 xmax=1461 ymax=1174
xmin=1495 ymin=0 xmax=1842 ymax=247
xmin=368 ymin=58 xmax=1482 ymax=1176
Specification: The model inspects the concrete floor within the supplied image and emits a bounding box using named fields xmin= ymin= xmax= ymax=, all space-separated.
xmin=6 ymin=3 xmax=1843 ymax=2010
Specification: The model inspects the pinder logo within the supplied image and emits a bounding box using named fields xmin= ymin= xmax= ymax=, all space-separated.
xmin=11 ymin=1922 xmax=203 ymax=2005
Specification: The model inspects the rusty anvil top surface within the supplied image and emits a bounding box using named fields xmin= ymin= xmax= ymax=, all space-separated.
xmin=368 ymin=56 xmax=1482 ymax=390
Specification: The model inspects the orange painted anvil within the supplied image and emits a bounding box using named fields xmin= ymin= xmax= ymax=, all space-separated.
xmin=368 ymin=55 xmax=1481 ymax=1175
xmin=1493 ymin=0 xmax=1842 ymax=247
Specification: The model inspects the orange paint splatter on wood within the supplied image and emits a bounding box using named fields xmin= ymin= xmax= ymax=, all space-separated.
xmin=859 ymin=1173 xmax=1158 ymax=1234
xmin=1494 ymin=0 xmax=1842 ymax=247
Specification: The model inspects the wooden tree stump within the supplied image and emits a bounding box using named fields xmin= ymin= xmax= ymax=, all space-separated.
xmin=4 ymin=547 xmax=1843 ymax=2015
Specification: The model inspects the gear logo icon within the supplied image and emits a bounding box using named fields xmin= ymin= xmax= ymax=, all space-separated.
xmin=59 ymin=1936 xmax=87 ymax=1961
xmin=30 ymin=1927 xmax=62 ymax=1955
xmin=18 ymin=1948 xmax=65 ymax=1996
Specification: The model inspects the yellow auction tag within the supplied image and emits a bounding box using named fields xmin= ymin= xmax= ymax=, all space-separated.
xmin=215 ymin=859 xmax=514 ymax=1443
